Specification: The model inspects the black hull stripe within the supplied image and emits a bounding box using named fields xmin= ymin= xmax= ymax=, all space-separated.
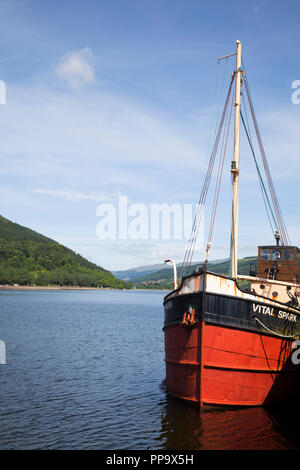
xmin=164 ymin=291 xmax=300 ymax=338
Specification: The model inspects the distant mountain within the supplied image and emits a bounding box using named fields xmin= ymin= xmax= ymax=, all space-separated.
xmin=0 ymin=215 xmax=130 ymax=288
xmin=113 ymin=258 xmax=230 ymax=282
xmin=112 ymin=263 xmax=166 ymax=281
xmin=132 ymin=257 xmax=257 ymax=289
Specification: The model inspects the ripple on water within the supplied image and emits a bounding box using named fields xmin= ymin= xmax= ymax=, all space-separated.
xmin=0 ymin=289 xmax=299 ymax=450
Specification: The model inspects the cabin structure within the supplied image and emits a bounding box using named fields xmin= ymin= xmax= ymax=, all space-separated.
xmin=257 ymin=245 xmax=300 ymax=283
xmin=237 ymin=245 xmax=300 ymax=305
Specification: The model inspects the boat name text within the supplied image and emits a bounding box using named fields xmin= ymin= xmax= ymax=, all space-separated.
xmin=252 ymin=303 xmax=297 ymax=323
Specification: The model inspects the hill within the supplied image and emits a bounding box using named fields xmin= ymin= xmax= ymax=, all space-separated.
xmin=0 ymin=215 xmax=131 ymax=288
xmin=133 ymin=257 xmax=257 ymax=289
xmin=113 ymin=258 xmax=229 ymax=282
xmin=112 ymin=263 xmax=166 ymax=281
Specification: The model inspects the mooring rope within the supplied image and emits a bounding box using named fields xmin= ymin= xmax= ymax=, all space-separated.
xmin=253 ymin=315 xmax=299 ymax=339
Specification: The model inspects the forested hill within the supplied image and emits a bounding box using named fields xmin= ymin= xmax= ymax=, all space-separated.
xmin=132 ymin=257 xmax=257 ymax=289
xmin=0 ymin=215 xmax=130 ymax=288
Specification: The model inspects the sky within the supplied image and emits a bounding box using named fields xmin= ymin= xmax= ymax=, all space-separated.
xmin=0 ymin=0 xmax=300 ymax=271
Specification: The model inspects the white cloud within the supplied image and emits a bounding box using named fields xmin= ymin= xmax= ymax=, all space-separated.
xmin=55 ymin=48 xmax=95 ymax=90
xmin=1 ymin=76 xmax=299 ymax=270
xmin=33 ymin=188 xmax=111 ymax=202
xmin=0 ymin=83 xmax=204 ymax=190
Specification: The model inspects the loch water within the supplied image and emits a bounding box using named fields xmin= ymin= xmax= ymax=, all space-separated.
xmin=0 ymin=289 xmax=299 ymax=450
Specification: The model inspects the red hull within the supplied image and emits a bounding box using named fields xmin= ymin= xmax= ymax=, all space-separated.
xmin=165 ymin=323 xmax=300 ymax=406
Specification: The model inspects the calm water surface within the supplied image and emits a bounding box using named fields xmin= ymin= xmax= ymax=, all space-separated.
xmin=0 ymin=289 xmax=299 ymax=450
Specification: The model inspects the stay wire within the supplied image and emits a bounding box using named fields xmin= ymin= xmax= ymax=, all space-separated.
xmin=180 ymin=75 xmax=235 ymax=279
xmin=240 ymin=110 xmax=278 ymax=234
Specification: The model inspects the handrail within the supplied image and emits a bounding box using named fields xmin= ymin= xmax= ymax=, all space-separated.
xmin=237 ymin=274 xmax=299 ymax=288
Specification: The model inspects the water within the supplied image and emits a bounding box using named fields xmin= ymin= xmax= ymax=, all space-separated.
xmin=0 ymin=289 xmax=299 ymax=450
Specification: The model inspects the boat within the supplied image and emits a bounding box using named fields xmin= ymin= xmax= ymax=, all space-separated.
xmin=163 ymin=40 xmax=300 ymax=407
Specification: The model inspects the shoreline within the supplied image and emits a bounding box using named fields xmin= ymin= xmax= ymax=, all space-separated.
xmin=0 ymin=285 xmax=169 ymax=292
xmin=0 ymin=285 xmax=120 ymax=291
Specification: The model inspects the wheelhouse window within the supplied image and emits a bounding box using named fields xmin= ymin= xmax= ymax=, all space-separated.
xmin=283 ymin=248 xmax=294 ymax=260
xmin=260 ymin=248 xmax=271 ymax=260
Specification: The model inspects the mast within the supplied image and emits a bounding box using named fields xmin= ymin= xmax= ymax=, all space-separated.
xmin=230 ymin=40 xmax=242 ymax=278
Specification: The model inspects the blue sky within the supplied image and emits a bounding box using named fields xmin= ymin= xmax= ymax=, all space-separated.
xmin=0 ymin=0 xmax=300 ymax=270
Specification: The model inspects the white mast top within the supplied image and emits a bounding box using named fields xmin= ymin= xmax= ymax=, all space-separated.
xmin=230 ymin=40 xmax=242 ymax=278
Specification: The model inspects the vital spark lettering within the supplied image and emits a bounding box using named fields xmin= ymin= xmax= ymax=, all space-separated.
xmin=252 ymin=303 xmax=297 ymax=323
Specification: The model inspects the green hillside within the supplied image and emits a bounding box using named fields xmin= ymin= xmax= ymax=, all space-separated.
xmin=113 ymin=261 xmax=203 ymax=281
xmin=0 ymin=215 xmax=131 ymax=288
xmin=134 ymin=257 xmax=257 ymax=289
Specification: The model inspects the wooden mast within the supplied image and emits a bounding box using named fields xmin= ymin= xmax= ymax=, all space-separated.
xmin=230 ymin=40 xmax=242 ymax=278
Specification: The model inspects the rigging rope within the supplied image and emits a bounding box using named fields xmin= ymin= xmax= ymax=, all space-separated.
xmin=180 ymin=57 xmax=298 ymax=285
xmin=180 ymin=74 xmax=235 ymax=279
xmin=241 ymin=92 xmax=277 ymax=235
xmin=240 ymin=110 xmax=278 ymax=234
xmin=206 ymin=85 xmax=234 ymax=259
xmin=244 ymin=79 xmax=290 ymax=245
xmin=242 ymin=64 xmax=298 ymax=283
